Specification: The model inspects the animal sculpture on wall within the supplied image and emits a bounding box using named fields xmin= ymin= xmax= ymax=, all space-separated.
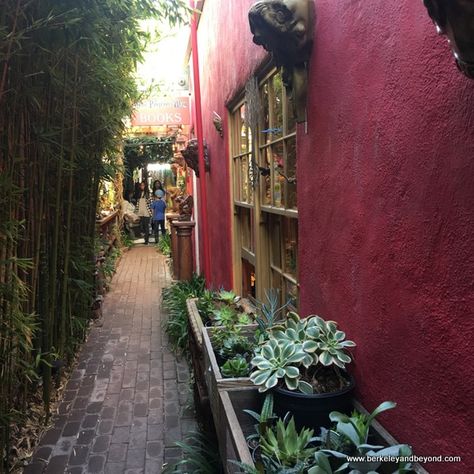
xmin=177 ymin=193 xmax=194 ymax=221
xmin=248 ymin=0 xmax=315 ymax=121
xmin=166 ymin=186 xmax=181 ymax=213
xmin=181 ymin=139 xmax=210 ymax=177
xmin=423 ymin=0 xmax=474 ymax=79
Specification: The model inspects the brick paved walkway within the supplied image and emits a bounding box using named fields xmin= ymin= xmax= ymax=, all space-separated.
xmin=25 ymin=246 xmax=196 ymax=474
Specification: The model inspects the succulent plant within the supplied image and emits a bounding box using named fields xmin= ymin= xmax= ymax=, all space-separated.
xmin=211 ymin=306 xmax=238 ymax=326
xmin=221 ymin=356 xmax=250 ymax=378
xmin=259 ymin=416 xmax=316 ymax=468
xmin=251 ymin=313 xmax=356 ymax=393
xmin=312 ymin=402 xmax=413 ymax=474
xmin=250 ymin=339 xmax=310 ymax=393
xmin=217 ymin=289 xmax=240 ymax=304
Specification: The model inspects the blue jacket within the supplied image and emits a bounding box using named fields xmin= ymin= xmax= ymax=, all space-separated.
xmin=150 ymin=198 xmax=166 ymax=221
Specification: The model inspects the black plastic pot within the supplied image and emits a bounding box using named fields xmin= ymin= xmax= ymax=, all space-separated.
xmin=273 ymin=375 xmax=355 ymax=432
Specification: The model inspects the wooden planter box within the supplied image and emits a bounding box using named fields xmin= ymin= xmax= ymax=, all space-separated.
xmin=186 ymin=297 xmax=255 ymax=416
xmin=202 ymin=325 xmax=256 ymax=436
xmin=217 ymin=391 xmax=429 ymax=474
xmin=218 ymin=387 xmax=260 ymax=473
xmin=187 ymin=297 xmax=255 ymax=349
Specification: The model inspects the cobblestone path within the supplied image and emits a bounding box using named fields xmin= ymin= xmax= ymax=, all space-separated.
xmin=25 ymin=246 xmax=195 ymax=474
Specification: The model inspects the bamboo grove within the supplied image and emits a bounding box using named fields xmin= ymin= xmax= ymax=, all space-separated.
xmin=0 ymin=0 xmax=187 ymax=469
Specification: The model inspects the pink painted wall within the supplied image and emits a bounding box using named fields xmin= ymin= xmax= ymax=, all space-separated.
xmin=196 ymin=0 xmax=265 ymax=289
xmin=196 ymin=0 xmax=474 ymax=471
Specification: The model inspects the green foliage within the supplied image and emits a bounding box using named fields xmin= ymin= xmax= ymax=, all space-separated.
xmin=124 ymin=136 xmax=175 ymax=172
xmin=196 ymin=289 xmax=217 ymax=323
xmin=253 ymin=289 xmax=289 ymax=340
xmin=244 ymin=393 xmax=276 ymax=438
xmin=217 ymin=289 xmax=240 ymax=304
xmin=121 ymin=231 xmax=135 ymax=249
xmin=102 ymin=248 xmax=121 ymax=280
xmin=211 ymin=306 xmax=239 ymax=326
xmin=250 ymin=313 xmax=356 ymax=393
xmin=260 ymin=417 xmax=316 ymax=469
xmin=221 ymin=356 xmax=250 ymax=378
xmin=162 ymin=274 xmax=206 ymax=354
xmin=0 ymin=0 xmax=189 ymax=467
xmin=217 ymin=333 xmax=254 ymax=361
xmin=156 ymin=232 xmax=172 ymax=257
xmin=311 ymin=402 xmax=413 ymax=474
xmin=162 ymin=430 xmax=222 ymax=473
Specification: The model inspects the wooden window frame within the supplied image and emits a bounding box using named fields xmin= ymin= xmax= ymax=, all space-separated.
xmin=229 ymin=69 xmax=299 ymax=305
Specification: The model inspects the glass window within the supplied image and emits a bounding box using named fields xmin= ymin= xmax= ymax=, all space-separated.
xmin=230 ymin=70 xmax=298 ymax=307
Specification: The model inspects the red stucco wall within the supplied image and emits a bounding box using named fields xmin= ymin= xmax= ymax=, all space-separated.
xmin=196 ymin=0 xmax=265 ymax=289
xmin=195 ymin=0 xmax=474 ymax=471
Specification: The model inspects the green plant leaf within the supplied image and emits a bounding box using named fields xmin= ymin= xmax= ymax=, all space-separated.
xmin=298 ymin=380 xmax=313 ymax=394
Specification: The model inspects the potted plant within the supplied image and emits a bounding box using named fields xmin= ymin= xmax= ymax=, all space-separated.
xmin=309 ymin=401 xmax=413 ymax=474
xmin=250 ymin=312 xmax=356 ymax=430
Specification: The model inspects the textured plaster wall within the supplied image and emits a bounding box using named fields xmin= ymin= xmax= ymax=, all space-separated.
xmin=298 ymin=1 xmax=474 ymax=472
xmin=195 ymin=0 xmax=265 ymax=289
xmin=196 ymin=0 xmax=474 ymax=471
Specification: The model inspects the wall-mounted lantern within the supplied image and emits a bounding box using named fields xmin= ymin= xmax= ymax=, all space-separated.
xmin=248 ymin=0 xmax=315 ymax=122
xmin=423 ymin=0 xmax=474 ymax=79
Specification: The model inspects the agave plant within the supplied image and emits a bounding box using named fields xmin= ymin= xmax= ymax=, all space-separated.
xmin=259 ymin=416 xmax=317 ymax=469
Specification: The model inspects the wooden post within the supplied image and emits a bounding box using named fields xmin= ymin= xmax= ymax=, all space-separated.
xmin=175 ymin=221 xmax=196 ymax=281
xmin=167 ymin=213 xmax=179 ymax=279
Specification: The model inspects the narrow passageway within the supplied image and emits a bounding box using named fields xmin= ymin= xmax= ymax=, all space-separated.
xmin=25 ymin=247 xmax=196 ymax=474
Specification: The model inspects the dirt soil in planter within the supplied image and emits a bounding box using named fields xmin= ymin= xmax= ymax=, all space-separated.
xmin=304 ymin=367 xmax=351 ymax=394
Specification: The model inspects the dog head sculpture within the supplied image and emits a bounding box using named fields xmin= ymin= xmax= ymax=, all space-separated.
xmin=248 ymin=0 xmax=315 ymax=122
xmin=423 ymin=0 xmax=474 ymax=78
xmin=181 ymin=139 xmax=210 ymax=178
xmin=249 ymin=0 xmax=314 ymax=67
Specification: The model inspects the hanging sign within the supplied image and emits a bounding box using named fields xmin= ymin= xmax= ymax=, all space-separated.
xmin=131 ymin=96 xmax=190 ymax=126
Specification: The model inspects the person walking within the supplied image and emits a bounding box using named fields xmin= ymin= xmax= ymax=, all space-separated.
xmin=135 ymin=181 xmax=152 ymax=244
xmin=151 ymin=189 xmax=167 ymax=244
xmin=152 ymin=179 xmax=166 ymax=197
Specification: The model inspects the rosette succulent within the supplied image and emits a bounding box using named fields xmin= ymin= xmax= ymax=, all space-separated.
xmin=250 ymin=313 xmax=356 ymax=393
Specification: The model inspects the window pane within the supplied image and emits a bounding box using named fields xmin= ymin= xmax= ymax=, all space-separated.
xmin=286 ymin=88 xmax=296 ymax=134
xmin=271 ymin=74 xmax=284 ymax=132
xmin=240 ymin=207 xmax=255 ymax=253
xmin=284 ymin=278 xmax=298 ymax=310
xmin=241 ymin=155 xmax=249 ymax=202
xmin=240 ymin=105 xmax=248 ymax=153
xmin=283 ymin=217 xmax=298 ymax=277
xmin=271 ymin=270 xmax=282 ymax=299
xmin=242 ymin=259 xmax=256 ymax=299
xmin=270 ymin=216 xmax=281 ymax=269
xmin=286 ymin=137 xmax=297 ymax=209
xmin=272 ymin=142 xmax=285 ymax=208
xmin=234 ymin=158 xmax=241 ymax=202
xmin=262 ymin=147 xmax=272 ymax=205
xmin=262 ymin=83 xmax=270 ymax=134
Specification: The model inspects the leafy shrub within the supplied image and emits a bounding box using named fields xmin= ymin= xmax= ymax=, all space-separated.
xmin=156 ymin=232 xmax=171 ymax=256
xmin=162 ymin=274 xmax=206 ymax=354
xmin=162 ymin=430 xmax=223 ymax=473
